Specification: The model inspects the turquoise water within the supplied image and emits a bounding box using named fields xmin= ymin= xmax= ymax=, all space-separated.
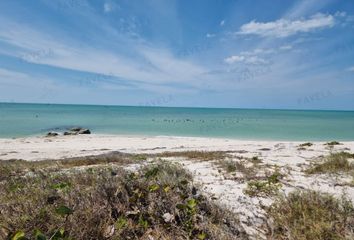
xmin=0 ymin=103 xmax=354 ymax=140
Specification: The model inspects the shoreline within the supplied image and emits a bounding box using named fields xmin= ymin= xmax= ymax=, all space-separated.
xmin=1 ymin=134 xmax=353 ymax=161
xmin=3 ymin=132 xmax=354 ymax=142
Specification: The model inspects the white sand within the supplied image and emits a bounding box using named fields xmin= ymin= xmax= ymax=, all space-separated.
xmin=1 ymin=134 xmax=353 ymax=161
xmin=1 ymin=134 xmax=354 ymax=239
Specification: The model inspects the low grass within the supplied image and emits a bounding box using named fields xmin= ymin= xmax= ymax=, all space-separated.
xmin=325 ymin=141 xmax=341 ymax=146
xmin=156 ymin=151 xmax=231 ymax=161
xmin=299 ymin=142 xmax=313 ymax=147
xmin=0 ymin=160 xmax=246 ymax=240
xmin=218 ymin=160 xmax=238 ymax=173
xmin=0 ymin=152 xmax=140 ymax=181
xmin=243 ymin=171 xmax=283 ymax=197
xmin=217 ymin=156 xmax=264 ymax=181
xmin=305 ymin=152 xmax=354 ymax=174
xmin=249 ymin=156 xmax=262 ymax=164
xmin=267 ymin=190 xmax=354 ymax=240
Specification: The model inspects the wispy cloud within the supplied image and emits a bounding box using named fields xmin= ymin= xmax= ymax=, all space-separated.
xmin=220 ymin=20 xmax=225 ymax=26
xmin=0 ymin=67 xmax=60 ymax=102
xmin=237 ymin=13 xmax=335 ymax=38
xmin=279 ymin=45 xmax=293 ymax=50
xmin=0 ymin=68 xmax=28 ymax=80
xmin=224 ymin=55 xmax=268 ymax=65
xmin=103 ymin=1 xmax=119 ymax=13
xmin=0 ymin=18 xmax=207 ymax=92
xmin=347 ymin=66 xmax=354 ymax=72
xmin=224 ymin=46 xmax=292 ymax=65
xmin=240 ymin=48 xmax=275 ymax=56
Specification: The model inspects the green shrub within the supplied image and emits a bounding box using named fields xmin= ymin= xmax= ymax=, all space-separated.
xmin=267 ymin=190 xmax=354 ymax=240
xmin=299 ymin=142 xmax=313 ymax=147
xmin=0 ymin=161 xmax=246 ymax=240
xmin=325 ymin=141 xmax=341 ymax=146
xmin=306 ymin=152 xmax=354 ymax=174
xmin=244 ymin=172 xmax=282 ymax=197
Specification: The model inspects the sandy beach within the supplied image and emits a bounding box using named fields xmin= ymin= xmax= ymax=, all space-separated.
xmin=2 ymin=134 xmax=354 ymax=161
xmin=2 ymin=134 xmax=354 ymax=238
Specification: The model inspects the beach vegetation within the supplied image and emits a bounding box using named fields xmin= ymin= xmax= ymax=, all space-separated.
xmin=266 ymin=190 xmax=354 ymax=240
xmin=325 ymin=141 xmax=341 ymax=146
xmin=305 ymin=152 xmax=354 ymax=174
xmin=299 ymin=142 xmax=313 ymax=147
xmin=133 ymin=154 xmax=148 ymax=161
xmin=250 ymin=156 xmax=262 ymax=164
xmin=218 ymin=160 xmax=238 ymax=173
xmin=156 ymin=151 xmax=231 ymax=161
xmin=0 ymin=152 xmax=145 ymax=181
xmin=217 ymin=156 xmax=264 ymax=180
xmin=244 ymin=171 xmax=283 ymax=197
xmin=217 ymin=159 xmax=259 ymax=180
xmin=0 ymin=160 xmax=246 ymax=240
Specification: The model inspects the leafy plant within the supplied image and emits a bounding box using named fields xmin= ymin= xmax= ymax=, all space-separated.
xmin=55 ymin=205 xmax=73 ymax=217
xmin=149 ymin=184 xmax=160 ymax=192
xmin=34 ymin=230 xmax=47 ymax=240
xmin=11 ymin=231 xmax=26 ymax=240
xmin=138 ymin=216 xmax=149 ymax=229
xmin=244 ymin=172 xmax=282 ymax=197
xmin=51 ymin=182 xmax=71 ymax=191
xmin=115 ymin=216 xmax=127 ymax=230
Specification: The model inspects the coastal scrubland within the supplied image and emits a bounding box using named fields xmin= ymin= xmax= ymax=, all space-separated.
xmin=1 ymin=148 xmax=354 ymax=239
xmin=0 ymin=155 xmax=246 ymax=240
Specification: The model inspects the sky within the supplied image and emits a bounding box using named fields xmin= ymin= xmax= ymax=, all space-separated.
xmin=0 ymin=0 xmax=353 ymax=110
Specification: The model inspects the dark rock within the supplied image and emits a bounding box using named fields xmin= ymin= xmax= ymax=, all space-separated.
xmin=78 ymin=129 xmax=91 ymax=134
xmin=46 ymin=132 xmax=59 ymax=137
xmin=63 ymin=131 xmax=77 ymax=135
xmin=111 ymin=208 xmax=119 ymax=220
xmin=69 ymin=127 xmax=83 ymax=132
xmin=47 ymin=195 xmax=61 ymax=204
xmin=63 ymin=127 xmax=90 ymax=135
xmin=258 ymin=148 xmax=271 ymax=151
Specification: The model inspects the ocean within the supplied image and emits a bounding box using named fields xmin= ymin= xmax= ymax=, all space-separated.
xmin=1 ymin=102 xmax=354 ymax=140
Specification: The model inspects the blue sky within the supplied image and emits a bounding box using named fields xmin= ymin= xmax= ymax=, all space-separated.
xmin=0 ymin=0 xmax=353 ymax=110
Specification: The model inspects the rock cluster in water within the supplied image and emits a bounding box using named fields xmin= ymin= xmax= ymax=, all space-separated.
xmin=46 ymin=127 xmax=91 ymax=137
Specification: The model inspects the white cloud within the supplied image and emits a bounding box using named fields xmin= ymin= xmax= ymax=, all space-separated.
xmin=0 ymin=20 xmax=207 ymax=90
xmin=0 ymin=68 xmax=28 ymax=79
xmin=240 ymin=48 xmax=275 ymax=56
xmin=0 ymin=68 xmax=57 ymax=94
xmin=206 ymin=33 xmax=215 ymax=38
xmin=103 ymin=2 xmax=118 ymax=13
xmin=237 ymin=13 xmax=335 ymax=38
xmin=224 ymin=55 xmax=268 ymax=65
xmin=220 ymin=20 xmax=225 ymax=26
xmin=347 ymin=66 xmax=354 ymax=72
xmin=279 ymin=45 xmax=293 ymax=50
xmin=224 ymin=55 xmax=244 ymax=64
xmin=224 ymin=43 xmax=291 ymax=65
xmin=224 ymin=45 xmax=292 ymax=65
xmin=335 ymin=11 xmax=347 ymax=17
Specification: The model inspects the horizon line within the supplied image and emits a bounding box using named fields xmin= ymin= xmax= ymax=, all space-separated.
xmin=1 ymin=101 xmax=354 ymax=112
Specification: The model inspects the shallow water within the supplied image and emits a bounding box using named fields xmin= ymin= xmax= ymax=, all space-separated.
xmin=1 ymin=102 xmax=354 ymax=140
